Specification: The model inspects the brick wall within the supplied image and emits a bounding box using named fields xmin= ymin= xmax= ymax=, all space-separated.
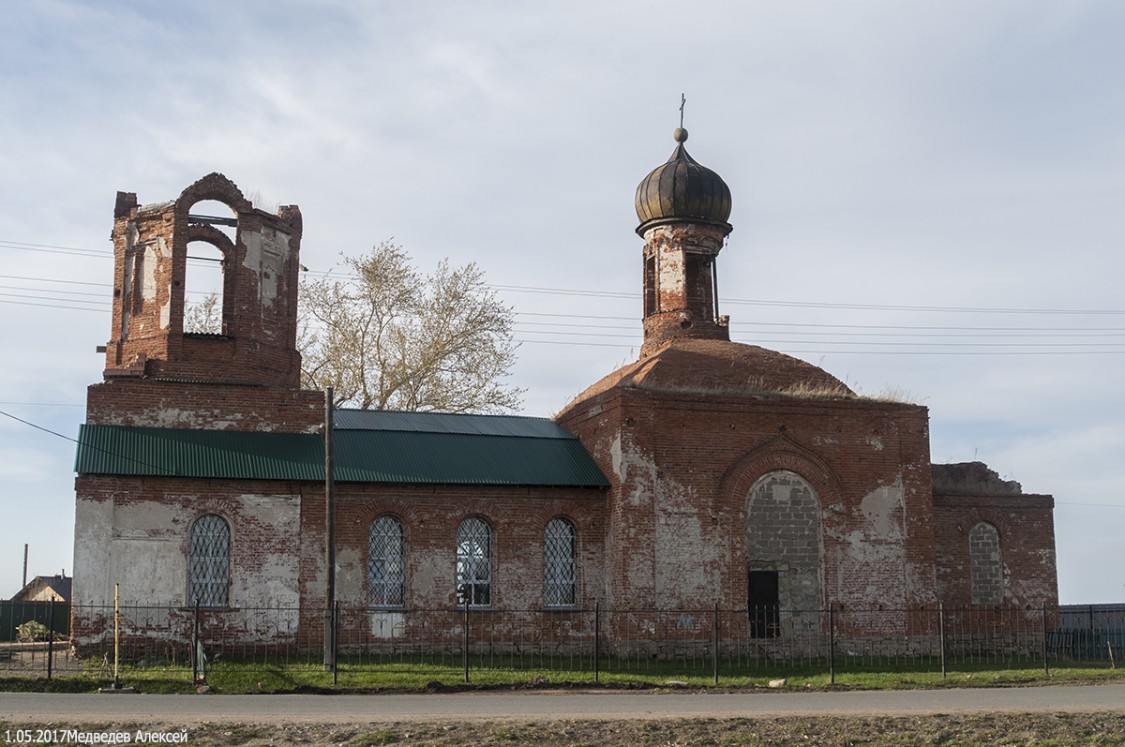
xmin=558 ymin=370 xmax=938 ymax=619
xmin=105 ymin=173 xmax=303 ymax=389
xmin=85 ymin=379 xmax=324 ymax=432
xmin=933 ymin=491 xmax=1058 ymax=608
xmin=72 ymin=475 xmax=607 ymax=649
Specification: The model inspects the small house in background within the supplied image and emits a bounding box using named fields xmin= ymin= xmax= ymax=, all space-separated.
xmin=11 ymin=573 xmax=71 ymax=603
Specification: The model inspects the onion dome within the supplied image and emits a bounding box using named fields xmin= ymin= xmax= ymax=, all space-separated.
xmin=635 ymin=128 xmax=732 ymax=236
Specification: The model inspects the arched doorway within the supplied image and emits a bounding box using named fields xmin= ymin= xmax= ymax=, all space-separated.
xmin=746 ymin=470 xmax=823 ymax=638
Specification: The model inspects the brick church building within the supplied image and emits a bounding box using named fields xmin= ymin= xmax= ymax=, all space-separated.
xmin=71 ymin=131 xmax=1058 ymax=650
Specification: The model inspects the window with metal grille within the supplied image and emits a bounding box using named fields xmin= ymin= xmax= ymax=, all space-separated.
xmin=368 ymin=515 xmax=405 ymax=607
xmin=456 ymin=517 xmax=491 ymax=606
xmin=188 ymin=514 xmax=230 ymax=607
xmin=544 ymin=517 xmax=577 ymax=607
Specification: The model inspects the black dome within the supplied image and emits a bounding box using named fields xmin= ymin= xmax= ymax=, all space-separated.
xmin=634 ymin=129 xmax=732 ymax=235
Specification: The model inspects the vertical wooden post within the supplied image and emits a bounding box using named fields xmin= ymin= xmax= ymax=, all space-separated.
xmin=712 ymin=603 xmax=719 ymax=686
xmin=1042 ymin=607 xmax=1050 ymax=676
xmin=323 ymin=387 xmax=336 ymax=672
xmin=828 ymin=606 xmax=836 ymax=685
xmin=332 ymin=601 xmax=340 ymax=686
xmin=113 ymin=583 xmax=121 ymax=689
xmin=463 ymin=595 xmax=471 ymax=684
xmin=594 ymin=602 xmax=600 ymax=684
xmin=939 ymin=603 xmax=947 ymax=679
xmin=192 ymin=598 xmax=201 ymax=684
xmin=46 ymin=599 xmax=54 ymax=681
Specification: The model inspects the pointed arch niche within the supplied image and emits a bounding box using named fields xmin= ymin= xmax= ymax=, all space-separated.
xmin=720 ymin=437 xmax=840 ymax=638
xmin=745 ymin=471 xmax=823 ymax=637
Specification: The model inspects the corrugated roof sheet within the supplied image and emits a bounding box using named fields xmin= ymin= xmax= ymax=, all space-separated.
xmin=332 ymin=409 xmax=570 ymax=438
xmin=75 ymin=425 xmax=324 ymax=480
xmin=75 ymin=419 xmax=609 ymax=488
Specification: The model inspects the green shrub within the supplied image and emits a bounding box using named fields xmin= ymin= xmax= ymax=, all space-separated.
xmin=15 ymin=620 xmax=51 ymax=642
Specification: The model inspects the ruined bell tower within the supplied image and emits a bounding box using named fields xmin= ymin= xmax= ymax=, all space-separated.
xmin=87 ymin=173 xmax=321 ymax=433
xmin=105 ymin=173 xmax=304 ymax=388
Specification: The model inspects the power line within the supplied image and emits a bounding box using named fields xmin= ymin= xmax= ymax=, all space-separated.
xmin=0 ymin=408 xmax=173 ymax=476
xmin=0 ymin=298 xmax=111 ymax=313
xmin=0 ymin=274 xmax=112 ymax=288
xmin=0 ymin=401 xmax=83 ymax=408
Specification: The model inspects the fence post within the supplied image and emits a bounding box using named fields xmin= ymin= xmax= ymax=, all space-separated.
xmin=113 ymin=583 xmax=121 ymax=689
xmin=1042 ymin=607 xmax=1050 ymax=676
xmin=463 ymin=596 xmax=470 ymax=684
xmin=594 ymin=602 xmax=600 ymax=684
xmin=828 ymin=606 xmax=835 ymax=685
xmin=46 ymin=599 xmax=54 ymax=681
xmin=332 ymin=601 xmax=340 ymax=686
xmin=192 ymin=598 xmax=203 ymax=684
xmin=712 ymin=603 xmax=719 ymax=686
xmin=938 ymin=603 xmax=946 ymax=679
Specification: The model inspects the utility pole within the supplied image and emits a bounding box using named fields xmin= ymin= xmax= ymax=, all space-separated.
xmin=22 ymin=544 xmax=28 ymax=589
xmin=323 ymin=387 xmax=336 ymax=671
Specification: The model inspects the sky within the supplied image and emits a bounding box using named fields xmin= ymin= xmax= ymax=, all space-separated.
xmin=1 ymin=0 xmax=1123 ymax=604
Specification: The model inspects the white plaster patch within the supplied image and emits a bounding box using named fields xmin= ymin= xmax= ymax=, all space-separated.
xmin=233 ymin=494 xmax=301 ymax=607
xmin=865 ymin=434 xmax=884 ymax=451
xmin=369 ymin=611 xmax=405 ymax=639
xmin=770 ymin=483 xmax=793 ymax=505
xmin=335 ymin=546 xmax=363 ymax=601
xmin=73 ymin=498 xmax=114 ymax=607
xmin=412 ymin=554 xmax=446 ymax=605
xmin=105 ymin=407 xmax=246 ymax=430
xmin=858 ymin=481 xmax=904 ymax=540
xmin=242 ymin=227 xmax=291 ymax=309
xmin=657 ymin=250 xmax=685 ymax=296
xmin=654 ymin=476 xmax=714 ymax=603
xmin=609 ymin=433 xmax=656 ymax=507
xmin=609 ymin=433 xmax=623 ymax=480
xmin=141 ymin=241 xmax=159 ymax=302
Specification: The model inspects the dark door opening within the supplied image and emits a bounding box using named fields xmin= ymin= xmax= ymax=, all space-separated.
xmin=748 ymin=570 xmax=780 ymax=638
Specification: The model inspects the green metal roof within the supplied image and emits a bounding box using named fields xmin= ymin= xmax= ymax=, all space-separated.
xmin=333 ymin=409 xmax=570 ymax=438
xmin=75 ymin=412 xmax=608 ymax=488
xmin=75 ymin=425 xmax=323 ymax=480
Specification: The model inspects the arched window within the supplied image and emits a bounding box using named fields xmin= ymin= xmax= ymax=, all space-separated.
xmin=456 ymin=518 xmax=491 ymax=606
xmin=969 ymin=522 xmax=1003 ymax=605
xmin=184 ymin=241 xmax=226 ymax=334
xmin=368 ymin=516 xmax=405 ymax=607
xmin=544 ymin=517 xmax=577 ymax=607
xmin=188 ymin=514 xmax=230 ymax=607
xmin=184 ymin=198 xmax=237 ymax=335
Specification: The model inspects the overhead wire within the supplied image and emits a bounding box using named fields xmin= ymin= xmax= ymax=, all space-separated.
xmin=0 ymin=408 xmax=174 ymax=475
xmin=7 ymin=237 xmax=1125 ymax=356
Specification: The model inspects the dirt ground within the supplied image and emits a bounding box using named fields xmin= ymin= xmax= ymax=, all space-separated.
xmin=7 ymin=713 xmax=1125 ymax=746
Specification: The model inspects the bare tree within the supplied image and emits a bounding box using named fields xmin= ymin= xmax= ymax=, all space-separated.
xmin=184 ymin=292 xmax=222 ymax=334
xmin=299 ymin=241 xmax=524 ymax=413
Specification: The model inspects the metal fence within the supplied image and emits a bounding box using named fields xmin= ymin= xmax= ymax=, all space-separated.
xmin=3 ymin=603 xmax=1122 ymax=683
xmin=0 ymin=601 xmax=70 ymax=642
